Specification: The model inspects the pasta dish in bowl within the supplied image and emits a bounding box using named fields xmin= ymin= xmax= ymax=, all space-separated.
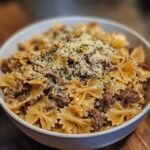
xmin=0 ymin=17 xmax=149 ymax=149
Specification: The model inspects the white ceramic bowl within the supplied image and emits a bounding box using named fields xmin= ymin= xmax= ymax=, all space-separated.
xmin=0 ymin=16 xmax=150 ymax=150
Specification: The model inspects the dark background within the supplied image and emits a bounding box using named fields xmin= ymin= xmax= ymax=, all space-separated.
xmin=0 ymin=0 xmax=150 ymax=150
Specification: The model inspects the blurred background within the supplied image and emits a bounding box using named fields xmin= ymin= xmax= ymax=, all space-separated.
xmin=0 ymin=0 xmax=150 ymax=45
xmin=0 ymin=0 xmax=150 ymax=150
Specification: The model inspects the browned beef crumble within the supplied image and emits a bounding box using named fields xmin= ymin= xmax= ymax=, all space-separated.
xmin=117 ymin=88 xmax=139 ymax=107
xmin=102 ymin=94 xmax=115 ymax=112
xmin=14 ymin=83 xmax=32 ymax=101
xmin=85 ymin=54 xmax=92 ymax=65
xmin=85 ymin=53 xmax=111 ymax=72
xmin=0 ymin=59 xmax=11 ymax=73
xmin=4 ymin=83 xmax=31 ymax=102
xmin=94 ymin=94 xmax=115 ymax=112
xmin=67 ymin=58 xmax=75 ymax=67
xmin=94 ymin=99 xmax=101 ymax=108
xmin=44 ymin=82 xmax=70 ymax=108
xmin=44 ymin=70 xmax=67 ymax=107
xmin=100 ymin=60 xmax=111 ymax=71
xmin=2 ymin=58 xmax=22 ymax=72
xmin=17 ymin=94 xmax=28 ymax=101
xmin=43 ymin=84 xmax=54 ymax=96
xmin=43 ymin=101 xmax=56 ymax=112
xmin=53 ymin=92 xmax=70 ymax=108
xmin=89 ymin=109 xmax=104 ymax=131
xmin=143 ymin=79 xmax=150 ymax=90
xmin=27 ymin=95 xmax=42 ymax=106
xmin=45 ymin=70 xmax=65 ymax=84
xmin=20 ymin=105 xmax=28 ymax=115
xmin=85 ymin=52 xmax=99 ymax=66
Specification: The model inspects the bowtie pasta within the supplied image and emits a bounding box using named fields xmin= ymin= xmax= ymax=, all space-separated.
xmin=0 ymin=23 xmax=150 ymax=134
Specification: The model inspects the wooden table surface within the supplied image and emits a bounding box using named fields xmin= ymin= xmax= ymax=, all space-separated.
xmin=0 ymin=2 xmax=150 ymax=150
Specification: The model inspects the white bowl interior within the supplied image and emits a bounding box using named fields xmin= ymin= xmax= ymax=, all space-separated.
xmin=0 ymin=16 xmax=150 ymax=139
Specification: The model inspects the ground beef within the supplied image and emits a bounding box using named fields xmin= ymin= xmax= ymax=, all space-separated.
xmin=43 ymin=101 xmax=56 ymax=112
xmin=17 ymin=94 xmax=28 ymax=101
xmin=102 ymin=94 xmax=115 ymax=112
xmin=14 ymin=83 xmax=32 ymax=101
xmin=20 ymin=105 xmax=28 ymax=115
xmin=89 ymin=109 xmax=103 ymax=131
xmin=46 ymin=84 xmax=70 ymax=108
xmin=67 ymin=58 xmax=75 ymax=67
xmin=94 ymin=100 xmax=101 ymax=108
xmin=85 ymin=54 xmax=91 ymax=65
xmin=143 ymin=79 xmax=150 ymax=90
xmin=100 ymin=60 xmax=111 ymax=71
xmin=45 ymin=70 xmax=58 ymax=83
xmin=118 ymin=88 xmax=139 ymax=107
xmin=28 ymin=95 xmax=42 ymax=106
xmin=4 ymin=83 xmax=31 ymax=102
xmin=53 ymin=92 xmax=70 ymax=108
xmin=43 ymin=83 xmax=55 ymax=96
xmin=0 ymin=59 xmax=11 ymax=73
xmin=85 ymin=53 xmax=111 ymax=72
xmin=45 ymin=70 xmax=65 ymax=85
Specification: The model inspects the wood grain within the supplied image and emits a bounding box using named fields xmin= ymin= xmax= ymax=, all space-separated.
xmin=0 ymin=2 xmax=149 ymax=150
xmin=0 ymin=2 xmax=29 ymax=45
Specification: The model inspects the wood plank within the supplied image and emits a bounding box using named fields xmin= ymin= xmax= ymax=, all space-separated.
xmin=0 ymin=2 xmax=29 ymax=45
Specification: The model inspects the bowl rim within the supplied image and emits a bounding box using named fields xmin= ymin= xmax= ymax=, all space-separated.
xmin=0 ymin=16 xmax=150 ymax=138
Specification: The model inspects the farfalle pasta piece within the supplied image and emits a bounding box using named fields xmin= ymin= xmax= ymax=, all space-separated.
xmin=104 ymin=79 xmax=126 ymax=95
xmin=52 ymin=127 xmax=65 ymax=133
xmin=25 ymin=97 xmax=58 ymax=130
xmin=5 ymin=84 xmax=44 ymax=113
xmin=67 ymin=78 xmax=103 ymax=105
xmin=102 ymin=33 xmax=128 ymax=48
xmin=137 ymin=67 xmax=150 ymax=81
xmin=81 ymin=96 xmax=95 ymax=112
xmin=20 ymin=65 xmax=34 ymax=79
xmin=111 ymin=48 xmax=129 ymax=65
xmin=7 ymin=98 xmax=31 ymax=113
xmin=105 ymin=101 xmax=140 ymax=126
xmin=13 ymin=51 xmax=27 ymax=59
xmin=117 ymin=61 xmax=136 ymax=83
xmin=131 ymin=46 xmax=145 ymax=64
xmin=111 ymin=55 xmax=125 ymax=65
xmin=28 ymin=76 xmax=46 ymax=85
xmin=30 ymin=85 xmax=44 ymax=100
xmin=86 ymin=23 xmax=104 ymax=37
xmin=53 ymin=53 xmax=67 ymax=69
xmin=74 ymin=23 xmax=86 ymax=34
xmin=13 ymin=72 xmax=25 ymax=81
xmin=0 ymin=73 xmax=16 ymax=87
xmin=58 ymin=104 xmax=93 ymax=133
xmin=117 ymin=48 xmax=129 ymax=58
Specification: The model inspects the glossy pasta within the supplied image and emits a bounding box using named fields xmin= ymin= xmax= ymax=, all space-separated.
xmin=0 ymin=23 xmax=150 ymax=134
